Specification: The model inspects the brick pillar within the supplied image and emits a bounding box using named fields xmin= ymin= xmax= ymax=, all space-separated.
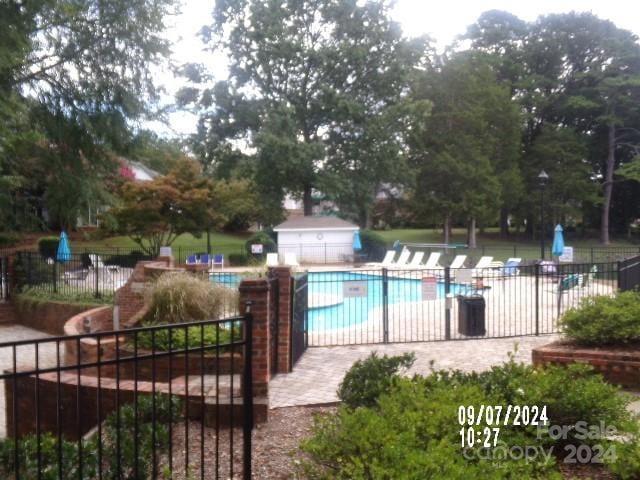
xmin=238 ymin=278 xmax=271 ymax=398
xmin=157 ymin=255 xmax=174 ymax=268
xmin=270 ymin=266 xmax=293 ymax=373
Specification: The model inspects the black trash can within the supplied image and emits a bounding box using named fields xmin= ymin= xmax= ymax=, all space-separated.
xmin=458 ymin=295 xmax=486 ymax=336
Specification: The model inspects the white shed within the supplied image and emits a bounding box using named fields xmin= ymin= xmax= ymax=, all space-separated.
xmin=274 ymin=216 xmax=360 ymax=264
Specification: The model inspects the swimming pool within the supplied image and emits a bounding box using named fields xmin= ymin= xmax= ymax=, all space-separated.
xmin=307 ymin=271 xmax=471 ymax=331
xmin=210 ymin=272 xmax=241 ymax=287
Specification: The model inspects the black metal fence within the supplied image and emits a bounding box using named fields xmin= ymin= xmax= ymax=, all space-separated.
xmin=0 ymin=256 xmax=8 ymax=300
xmin=0 ymin=314 xmax=254 ymax=479
xmin=13 ymin=251 xmax=153 ymax=299
xmin=303 ymin=261 xmax=620 ymax=347
xmin=619 ymin=255 xmax=640 ymax=292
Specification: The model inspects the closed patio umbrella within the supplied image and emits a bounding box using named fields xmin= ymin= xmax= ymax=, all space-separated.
xmin=552 ymin=224 xmax=564 ymax=259
xmin=353 ymin=231 xmax=362 ymax=251
xmin=56 ymin=231 xmax=71 ymax=263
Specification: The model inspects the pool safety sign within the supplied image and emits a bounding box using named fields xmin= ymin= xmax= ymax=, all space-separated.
xmin=421 ymin=276 xmax=438 ymax=301
xmin=343 ymin=280 xmax=368 ymax=297
xmin=559 ymin=246 xmax=574 ymax=263
xmin=251 ymin=243 xmax=263 ymax=254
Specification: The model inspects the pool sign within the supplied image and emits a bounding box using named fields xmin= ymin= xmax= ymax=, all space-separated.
xmin=421 ymin=276 xmax=438 ymax=301
xmin=344 ymin=280 xmax=368 ymax=298
xmin=456 ymin=268 xmax=473 ymax=284
xmin=251 ymin=243 xmax=263 ymax=254
xmin=559 ymin=246 xmax=574 ymax=263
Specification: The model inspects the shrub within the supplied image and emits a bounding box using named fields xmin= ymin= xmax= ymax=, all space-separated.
xmin=359 ymin=230 xmax=387 ymax=262
xmin=17 ymin=287 xmax=112 ymax=305
xmin=228 ymin=252 xmax=250 ymax=266
xmin=142 ymin=272 xmax=238 ymax=325
xmin=0 ymin=231 xmax=22 ymax=247
xmin=103 ymin=250 xmax=148 ymax=268
xmin=337 ymin=352 xmax=415 ymax=409
xmin=244 ymin=231 xmax=276 ymax=255
xmin=38 ymin=236 xmax=60 ymax=258
xmin=301 ymin=355 xmax=640 ymax=479
xmin=559 ymin=291 xmax=640 ymax=345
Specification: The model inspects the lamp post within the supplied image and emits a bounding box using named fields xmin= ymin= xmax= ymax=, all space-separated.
xmin=538 ymin=170 xmax=549 ymax=259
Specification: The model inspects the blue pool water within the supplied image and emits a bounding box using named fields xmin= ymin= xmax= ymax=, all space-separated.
xmin=307 ymin=272 xmax=471 ymax=331
xmin=210 ymin=271 xmax=471 ymax=331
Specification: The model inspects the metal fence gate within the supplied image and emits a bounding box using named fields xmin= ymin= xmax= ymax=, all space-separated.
xmin=291 ymin=273 xmax=309 ymax=367
xmin=0 ymin=256 xmax=8 ymax=300
xmin=303 ymin=262 xmax=620 ymax=347
xmin=619 ymin=255 xmax=640 ymax=292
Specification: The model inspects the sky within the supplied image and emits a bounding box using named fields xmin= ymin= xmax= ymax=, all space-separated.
xmin=147 ymin=0 xmax=640 ymax=137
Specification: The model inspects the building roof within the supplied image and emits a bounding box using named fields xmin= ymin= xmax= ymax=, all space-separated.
xmin=274 ymin=216 xmax=359 ymax=231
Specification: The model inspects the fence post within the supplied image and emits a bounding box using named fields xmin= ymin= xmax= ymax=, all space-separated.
xmin=94 ymin=262 xmax=99 ymax=298
xmin=591 ymin=247 xmax=594 ymax=264
xmin=616 ymin=260 xmax=622 ymax=291
xmin=52 ymin=261 xmax=57 ymax=293
xmin=243 ymin=302 xmax=254 ymax=480
xmin=382 ymin=268 xmax=389 ymax=344
xmin=444 ymin=266 xmax=451 ymax=340
xmin=535 ymin=263 xmax=540 ymax=336
xmin=324 ymin=243 xmax=327 ymax=264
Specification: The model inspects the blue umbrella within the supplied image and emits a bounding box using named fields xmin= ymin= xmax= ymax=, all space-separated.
xmin=353 ymin=231 xmax=362 ymax=251
xmin=552 ymin=224 xmax=565 ymax=258
xmin=56 ymin=231 xmax=71 ymax=263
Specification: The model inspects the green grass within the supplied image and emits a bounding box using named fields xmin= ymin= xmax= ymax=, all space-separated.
xmin=72 ymin=232 xmax=249 ymax=257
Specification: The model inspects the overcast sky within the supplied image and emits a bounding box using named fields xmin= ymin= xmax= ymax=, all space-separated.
xmin=147 ymin=0 xmax=640 ymax=137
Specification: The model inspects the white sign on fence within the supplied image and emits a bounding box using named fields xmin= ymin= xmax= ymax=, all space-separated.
xmin=251 ymin=243 xmax=264 ymax=254
xmin=421 ymin=276 xmax=438 ymax=301
xmin=456 ymin=268 xmax=473 ymax=284
xmin=343 ymin=280 xmax=368 ymax=297
xmin=559 ymin=246 xmax=574 ymax=263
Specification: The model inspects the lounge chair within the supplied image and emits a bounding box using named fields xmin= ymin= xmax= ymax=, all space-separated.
xmin=471 ymin=256 xmax=494 ymax=277
xmin=284 ymin=252 xmax=299 ymax=266
xmin=186 ymin=255 xmax=197 ymax=265
xmin=266 ymin=253 xmax=279 ymax=267
xmin=502 ymin=258 xmax=522 ymax=277
xmin=581 ymin=265 xmax=598 ymax=288
xmin=406 ymin=251 xmax=425 ymax=268
xmin=366 ymin=250 xmax=396 ymax=267
xmin=390 ymin=248 xmax=411 ymax=268
xmin=212 ymin=254 xmax=225 ymax=269
xmin=423 ymin=252 xmax=443 ymax=270
xmin=90 ymin=254 xmax=118 ymax=273
xmin=449 ymin=255 xmax=467 ymax=269
xmin=199 ymin=254 xmax=210 ymax=266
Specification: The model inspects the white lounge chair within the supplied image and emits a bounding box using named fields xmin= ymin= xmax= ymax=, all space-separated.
xmin=366 ymin=250 xmax=396 ymax=267
xmin=472 ymin=256 xmax=494 ymax=277
xmin=449 ymin=255 xmax=467 ymax=269
xmin=406 ymin=251 xmax=425 ymax=268
xmin=89 ymin=254 xmax=118 ymax=273
xmin=389 ymin=248 xmax=412 ymax=268
xmin=283 ymin=252 xmax=300 ymax=267
xmin=266 ymin=253 xmax=279 ymax=267
xmin=423 ymin=252 xmax=443 ymax=270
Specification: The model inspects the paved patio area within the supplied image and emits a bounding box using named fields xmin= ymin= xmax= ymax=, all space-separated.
xmin=269 ymin=334 xmax=561 ymax=407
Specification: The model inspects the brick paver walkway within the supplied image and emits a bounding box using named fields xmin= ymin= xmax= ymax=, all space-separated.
xmin=269 ymin=334 xmax=561 ymax=407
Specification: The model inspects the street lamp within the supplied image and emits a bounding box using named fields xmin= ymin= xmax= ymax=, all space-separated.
xmin=538 ymin=170 xmax=549 ymax=259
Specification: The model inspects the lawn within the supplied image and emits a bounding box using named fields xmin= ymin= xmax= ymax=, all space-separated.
xmin=72 ymin=232 xmax=250 ymax=258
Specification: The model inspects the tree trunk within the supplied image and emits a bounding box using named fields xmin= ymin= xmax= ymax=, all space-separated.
xmin=467 ymin=217 xmax=477 ymax=248
xmin=303 ymin=185 xmax=313 ymax=216
xmin=443 ymin=215 xmax=451 ymax=244
xmin=600 ymin=123 xmax=616 ymax=245
xmin=499 ymin=208 xmax=509 ymax=237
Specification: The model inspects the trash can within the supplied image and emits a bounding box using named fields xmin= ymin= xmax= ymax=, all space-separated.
xmin=458 ymin=295 xmax=486 ymax=336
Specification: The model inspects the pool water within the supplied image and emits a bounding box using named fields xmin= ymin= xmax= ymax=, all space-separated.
xmin=210 ymin=273 xmax=241 ymax=287
xmin=307 ymin=272 xmax=471 ymax=331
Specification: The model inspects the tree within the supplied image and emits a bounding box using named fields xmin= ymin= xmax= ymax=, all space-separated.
xmin=0 ymin=0 xmax=175 ymax=230
xmin=113 ymin=163 xmax=231 ymax=256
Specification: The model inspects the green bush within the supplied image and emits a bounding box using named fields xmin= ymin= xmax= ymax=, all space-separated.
xmin=359 ymin=230 xmax=387 ymax=262
xmin=301 ymin=356 xmax=640 ymax=479
xmin=17 ymin=287 xmax=112 ymax=305
xmin=38 ymin=236 xmax=60 ymax=258
xmin=337 ymin=352 xmax=415 ymax=409
xmin=228 ymin=252 xmax=250 ymax=266
xmin=0 ymin=231 xmax=22 ymax=247
xmin=244 ymin=231 xmax=276 ymax=255
xmin=559 ymin=291 xmax=640 ymax=345
xmin=135 ymin=322 xmax=241 ymax=351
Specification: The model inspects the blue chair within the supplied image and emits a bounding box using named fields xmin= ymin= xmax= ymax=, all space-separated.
xmin=212 ymin=254 xmax=224 ymax=269
xmin=186 ymin=255 xmax=197 ymax=265
xmin=199 ymin=254 xmax=210 ymax=266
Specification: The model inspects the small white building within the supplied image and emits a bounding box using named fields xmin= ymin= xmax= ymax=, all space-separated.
xmin=273 ymin=216 xmax=360 ymax=264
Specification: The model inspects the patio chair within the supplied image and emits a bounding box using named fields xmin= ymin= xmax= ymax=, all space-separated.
xmin=423 ymin=252 xmax=443 ymax=270
xmin=405 ymin=251 xmax=425 ymax=268
xmin=186 ymin=255 xmax=197 ymax=265
xmin=471 ymin=256 xmax=494 ymax=277
xmin=199 ymin=254 xmax=210 ymax=266
xmin=89 ymin=254 xmax=119 ymax=273
xmin=555 ymin=273 xmax=584 ymax=315
xmin=581 ymin=265 xmax=598 ymax=288
xmin=366 ymin=250 xmax=396 ymax=267
xmin=389 ymin=248 xmax=411 ymax=268
xmin=283 ymin=252 xmax=299 ymax=267
xmin=502 ymin=258 xmax=522 ymax=277
xmin=266 ymin=253 xmax=279 ymax=267
xmin=212 ymin=254 xmax=225 ymax=269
